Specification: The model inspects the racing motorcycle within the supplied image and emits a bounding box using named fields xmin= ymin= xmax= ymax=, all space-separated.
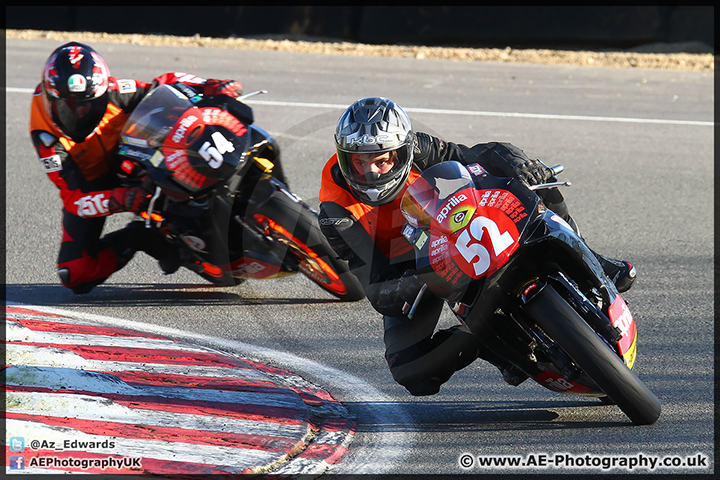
xmin=399 ymin=160 xmax=661 ymax=425
xmin=115 ymin=83 xmax=364 ymax=301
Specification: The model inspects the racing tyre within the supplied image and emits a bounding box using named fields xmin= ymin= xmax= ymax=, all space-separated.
xmin=523 ymin=284 xmax=661 ymax=425
xmin=253 ymin=190 xmax=364 ymax=302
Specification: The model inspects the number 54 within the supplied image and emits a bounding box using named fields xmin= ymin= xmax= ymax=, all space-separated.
xmin=198 ymin=132 xmax=235 ymax=168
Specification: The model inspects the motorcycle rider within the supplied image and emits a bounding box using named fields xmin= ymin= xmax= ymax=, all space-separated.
xmin=30 ymin=41 xmax=244 ymax=294
xmin=318 ymin=97 xmax=636 ymax=396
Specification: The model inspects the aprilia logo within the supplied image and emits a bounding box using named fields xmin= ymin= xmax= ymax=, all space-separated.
xmin=436 ymin=193 xmax=468 ymax=222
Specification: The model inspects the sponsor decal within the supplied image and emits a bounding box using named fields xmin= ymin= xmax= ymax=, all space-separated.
xmin=117 ymin=146 xmax=153 ymax=162
xmin=67 ymin=74 xmax=86 ymax=93
xmin=120 ymin=160 xmax=135 ymax=174
xmin=74 ymin=193 xmax=109 ymax=217
xmin=401 ymin=224 xmax=415 ymax=242
xmin=414 ymin=231 xmax=428 ymax=250
xmin=319 ymin=217 xmax=351 ymax=227
xmin=608 ymin=295 xmax=637 ymax=366
xmin=478 ymin=189 xmax=527 ymax=224
xmin=534 ymin=371 xmax=593 ymax=394
xmin=436 ymin=193 xmax=469 ymax=223
xmin=170 ymin=115 xmax=200 ymax=145
xmin=163 ymin=148 xmax=215 ymax=190
xmin=40 ymin=155 xmax=62 ymax=173
xmin=449 ymin=207 xmax=476 ymax=232
xmin=120 ymin=135 xmax=149 ymax=148
xmin=199 ymin=108 xmax=248 ymax=137
xmin=116 ymin=79 xmax=138 ymax=94
xmin=232 ymin=261 xmax=267 ymax=277
xmin=550 ymin=214 xmax=573 ymax=231
xmin=173 ymin=72 xmax=206 ymax=84
xmin=149 ymin=151 xmax=164 ymax=167
xmin=348 ymin=133 xmax=391 ymax=147
xmin=181 ymin=235 xmax=207 ymax=252
xmin=429 ymin=233 xmax=466 ymax=286
xmin=467 ymin=163 xmax=486 ymax=176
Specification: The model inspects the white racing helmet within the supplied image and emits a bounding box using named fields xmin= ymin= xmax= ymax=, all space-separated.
xmin=335 ymin=97 xmax=415 ymax=205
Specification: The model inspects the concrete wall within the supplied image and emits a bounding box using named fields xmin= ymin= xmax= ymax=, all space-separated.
xmin=6 ymin=6 xmax=714 ymax=50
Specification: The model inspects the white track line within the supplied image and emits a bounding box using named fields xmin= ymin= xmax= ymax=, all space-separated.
xmin=6 ymin=87 xmax=712 ymax=126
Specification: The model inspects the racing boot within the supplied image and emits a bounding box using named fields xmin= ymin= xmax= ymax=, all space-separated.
xmin=592 ymin=254 xmax=636 ymax=293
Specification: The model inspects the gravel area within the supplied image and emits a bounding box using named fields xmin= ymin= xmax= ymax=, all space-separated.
xmin=7 ymin=29 xmax=714 ymax=72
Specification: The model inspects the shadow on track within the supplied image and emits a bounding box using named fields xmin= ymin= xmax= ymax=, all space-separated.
xmin=5 ymin=283 xmax=342 ymax=308
xmin=344 ymin=399 xmax=627 ymax=434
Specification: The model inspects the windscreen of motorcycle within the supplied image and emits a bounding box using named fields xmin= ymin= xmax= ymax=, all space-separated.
xmin=119 ymin=84 xmax=251 ymax=194
xmin=401 ymin=161 xmax=475 ymax=228
xmin=403 ymin=161 xmax=522 ymax=281
xmin=162 ymin=106 xmax=249 ymax=192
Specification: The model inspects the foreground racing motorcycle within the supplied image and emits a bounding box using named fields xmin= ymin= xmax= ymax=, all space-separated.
xmin=399 ymin=161 xmax=660 ymax=425
xmin=116 ymin=84 xmax=363 ymax=301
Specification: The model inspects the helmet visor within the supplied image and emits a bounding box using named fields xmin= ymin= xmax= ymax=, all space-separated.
xmin=48 ymin=93 xmax=108 ymax=141
xmin=337 ymin=143 xmax=411 ymax=188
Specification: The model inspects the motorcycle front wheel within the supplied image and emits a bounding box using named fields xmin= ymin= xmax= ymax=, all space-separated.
xmin=251 ymin=192 xmax=364 ymax=302
xmin=523 ymin=284 xmax=661 ymax=425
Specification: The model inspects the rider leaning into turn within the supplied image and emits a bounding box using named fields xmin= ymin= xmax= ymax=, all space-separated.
xmin=29 ymin=41 xmax=244 ymax=294
xmin=318 ymin=97 xmax=636 ymax=396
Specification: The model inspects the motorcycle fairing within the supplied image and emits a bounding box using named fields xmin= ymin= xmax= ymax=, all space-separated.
xmin=532 ymin=370 xmax=598 ymax=395
xmin=608 ymin=295 xmax=638 ymax=368
xmin=225 ymin=251 xmax=290 ymax=279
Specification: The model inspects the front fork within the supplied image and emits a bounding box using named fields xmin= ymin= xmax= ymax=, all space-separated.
xmin=513 ymin=273 xmax=626 ymax=381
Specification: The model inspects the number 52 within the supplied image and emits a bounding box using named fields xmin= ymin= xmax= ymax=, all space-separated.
xmin=455 ymin=216 xmax=515 ymax=276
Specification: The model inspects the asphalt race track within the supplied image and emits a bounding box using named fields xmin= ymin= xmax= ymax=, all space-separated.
xmin=5 ymin=37 xmax=714 ymax=475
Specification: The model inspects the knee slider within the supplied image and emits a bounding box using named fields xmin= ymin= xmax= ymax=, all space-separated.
xmin=57 ymin=267 xmax=72 ymax=287
xmin=57 ymin=266 xmax=102 ymax=294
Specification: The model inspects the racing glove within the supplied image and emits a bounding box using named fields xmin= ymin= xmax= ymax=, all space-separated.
xmin=373 ymin=270 xmax=426 ymax=317
xmin=512 ymin=157 xmax=555 ymax=186
xmin=107 ymin=187 xmax=151 ymax=214
xmin=203 ymin=79 xmax=243 ymax=98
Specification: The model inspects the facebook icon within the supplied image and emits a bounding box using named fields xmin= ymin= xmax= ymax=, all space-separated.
xmin=9 ymin=455 xmax=25 ymax=470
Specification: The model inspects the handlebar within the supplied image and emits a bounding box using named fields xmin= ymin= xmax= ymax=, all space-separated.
xmin=528 ymin=164 xmax=571 ymax=191
xmin=236 ymin=90 xmax=268 ymax=102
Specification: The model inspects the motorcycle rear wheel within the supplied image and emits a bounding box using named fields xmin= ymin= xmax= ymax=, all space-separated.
xmin=523 ymin=284 xmax=661 ymax=425
xmin=252 ymin=194 xmax=364 ymax=302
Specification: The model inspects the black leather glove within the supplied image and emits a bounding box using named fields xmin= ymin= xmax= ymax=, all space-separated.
xmin=512 ymin=157 xmax=554 ymax=186
xmin=373 ymin=270 xmax=425 ymax=316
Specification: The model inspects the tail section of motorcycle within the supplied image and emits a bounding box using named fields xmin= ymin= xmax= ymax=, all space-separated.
xmin=238 ymin=169 xmax=364 ymax=301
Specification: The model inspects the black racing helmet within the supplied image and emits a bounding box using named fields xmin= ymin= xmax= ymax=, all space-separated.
xmin=334 ymin=97 xmax=415 ymax=205
xmin=41 ymin=42 xmax=110 ymax=142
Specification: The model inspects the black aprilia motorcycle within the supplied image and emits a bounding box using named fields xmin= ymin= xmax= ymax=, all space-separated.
xmin=116 ymin=84 xmax=363 ymax=301
xmin=400 ymin=160 xmax=660 ymax=425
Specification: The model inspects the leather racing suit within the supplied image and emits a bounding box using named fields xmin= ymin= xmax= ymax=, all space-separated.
xmin=318 ymin=132 xmax=569 ymax=395
xmin=30 ymin=72 xmax=241 ymax=293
